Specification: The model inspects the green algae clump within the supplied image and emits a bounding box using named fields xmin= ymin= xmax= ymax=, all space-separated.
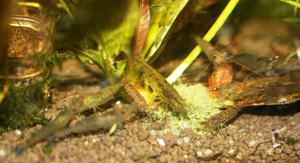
xmin=154 ymin=83 xmax=222 ymax=134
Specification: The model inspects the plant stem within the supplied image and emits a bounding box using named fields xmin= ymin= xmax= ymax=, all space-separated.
xmin=17 ymin=1 xmax=42 ymax=10
xmin=280 ymin=0 xmax=300 ymax=8
xmin=167 ymin=0 xmax=239 ymax=84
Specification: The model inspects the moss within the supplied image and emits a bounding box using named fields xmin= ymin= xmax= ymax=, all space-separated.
xmin=0 ymin=51 xmax=61 ymax=129
xmin=279 ymin=136 xmax=299 ymax=145
xmin=153 ymin=83 xmax=222 ymax=134
xmin=42 ymin=143 xmax=54 ymax=155
xmin=0 ymin=78 xmax=51 ymax=129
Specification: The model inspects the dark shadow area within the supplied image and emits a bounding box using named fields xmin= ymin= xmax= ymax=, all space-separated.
xmin=239 ymin=101 xmax=300 ymax=117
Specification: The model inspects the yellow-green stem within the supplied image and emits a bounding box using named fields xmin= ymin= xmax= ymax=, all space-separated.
xmin=280 ymin=0 xmax=300 ymax=8
xmin=167 ymin=0 xmax=239 ymax=84
xmin=17 ymin=2 xmax=42 ymax=10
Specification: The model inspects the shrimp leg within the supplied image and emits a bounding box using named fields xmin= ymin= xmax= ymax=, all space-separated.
xmin=54 ymin=104 xmax=138 ymax=139
xmin=15 ymin=83 xmax=123 ymax=153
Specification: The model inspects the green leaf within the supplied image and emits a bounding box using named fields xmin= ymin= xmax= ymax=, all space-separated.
xmin=142 ymin=0 xmax=189 ymax=61
xmin=78 ymin=0 xmax=139 ymax=81
xmin=79 ymin=49 xmax=126 ymax=81
xmin=58 ymin=0 xmax=73 ymax=18
xmin=280 ymin=0 xmax=300 ymax=8
xmin=97 ymin=1 xmax=138 ymax=81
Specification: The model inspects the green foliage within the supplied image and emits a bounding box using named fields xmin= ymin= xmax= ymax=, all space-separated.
xmin=47 ymin=53 xmax=62 ymax=68
xmin=76 ymin=0 xmax=192 ymax=115
xmin=78 ymin=0 xmax=139 ymax=82
xmin=0 ymin=79 xmax=51 ymax=129
xmin=42 ymin=143 xmax=54 ymax=155
xmin=280 ymin=0 xmax=300 ymax=8
xmin=280 ymin=0 xmax=300 ymax=22
xmin=79 ymin=0 xmax=189 ymax=81
xmin=142 ymin=0 xmax=189 ymax=62
xmin=57 ymin=0 xmax=73 ymax=18
xmin=0 ymin=0 xmax=191 ymax=130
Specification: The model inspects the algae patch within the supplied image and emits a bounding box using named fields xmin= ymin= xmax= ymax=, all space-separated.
xmin=0 ymin=80 xmax=50 ymax=129
xmin=154 ymin=83 xmax=222 ymax=134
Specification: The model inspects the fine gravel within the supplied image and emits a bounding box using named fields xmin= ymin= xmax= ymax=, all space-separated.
xmin=0 ymin=59 xmax=299 ymax=162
